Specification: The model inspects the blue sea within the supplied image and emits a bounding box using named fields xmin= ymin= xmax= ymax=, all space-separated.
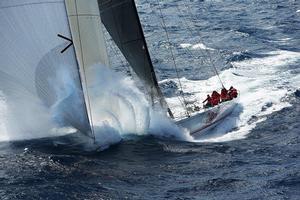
xmin=1 ymin=0 xmax=300 ymax=199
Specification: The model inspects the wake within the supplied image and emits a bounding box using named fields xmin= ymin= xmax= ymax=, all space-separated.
xmin=167 ymin=50 xmax=300 ymax=142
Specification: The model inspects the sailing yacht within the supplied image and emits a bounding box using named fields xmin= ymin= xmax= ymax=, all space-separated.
xmin=98 ymin=0 xmax=238 ymax=138
xmin=0 ymin=0 xmax=237 ymax=148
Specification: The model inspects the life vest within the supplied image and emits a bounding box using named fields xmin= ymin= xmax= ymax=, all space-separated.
xmin=220 ymin=88 xmax=230 ymax=101
xmin=211 ymin=91 xmax=220 ymax=105
xmin=229 ymin=88 xmax=238 ymax=98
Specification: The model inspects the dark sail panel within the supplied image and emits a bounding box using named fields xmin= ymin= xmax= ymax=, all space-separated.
xmin=98 ymin=0 xmax=173 ymax=117
xmin=98 ymin=0 xmax=153 ymax=86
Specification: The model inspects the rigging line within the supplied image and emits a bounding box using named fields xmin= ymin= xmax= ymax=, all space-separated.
xmin=174 ymin=5 xmax=211 ymax=64
xmin=143 ymin=16 xmax=184 ymax=118
xmin=155 ymin=1 xmax=212 ymax=83
xmin=144 ymin=2 xmax=205 ymax=83
xmin=135 ymin=2 xmax=176 ymax=117
xmin=134 ymin=1 xmax=174 ymax=118
xmin=155 ymin=0 xmax=190 ymax=117
xmin=175 ymin=3 xmax=216 ymax=70
xmin=172 ymin=4 xmax=207 ymax=61
xmin=173 ymin=4 xmax=212 ymax=79
xmin=143 ymin=46 xmax=154 ymax=106
xmin=201 ymin=0 xmax=231 ymax=64
xmin=178 ymin=2 xmax=225 ymax=88
xmin=74 ymin=0 xmax=96 ymax=140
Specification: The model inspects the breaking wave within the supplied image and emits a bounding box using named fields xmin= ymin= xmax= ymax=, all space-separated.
xmin=1 ymin=49 xmax=298 ymax=147
xmin=180 ymin=43 xmax=214 ymax=50
xmin=81 ymin=65 xmax=191 ymax=147
xmin=0 ymin=64 xmax=189 ymax=149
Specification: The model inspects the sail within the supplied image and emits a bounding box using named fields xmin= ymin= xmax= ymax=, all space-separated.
xmin=0 ymin=0 xmax=92 ymax=136
xmin=65 ymin=0 xmax=111 ymax=136
xmin=98 ymin=0 xmax=174 ymax=117
xmin=65 ymin=0 xmax=109 ymax=68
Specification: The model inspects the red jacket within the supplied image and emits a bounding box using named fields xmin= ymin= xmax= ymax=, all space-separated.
xmin=211 ymin=91 xmax=220 ymax=105
xmin=203 ymin=96 xmax=211 ymax=103
xmin=221 ymin=88 xmax=230 ymax=100
xmin=229 ymin=88 xmax=238 ymax=98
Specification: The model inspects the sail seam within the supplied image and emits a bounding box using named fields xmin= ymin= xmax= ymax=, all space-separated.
xmin=0 ymin=1 xmax=62 ymax=9
xmin=121 ymin=38 xmax=143 ymax=45
xmin=69 ymin=14 xmax=99 ymax=17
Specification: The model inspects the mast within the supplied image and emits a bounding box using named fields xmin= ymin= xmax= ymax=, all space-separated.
xmin=98 ymin=0 xmax=174 ymax=118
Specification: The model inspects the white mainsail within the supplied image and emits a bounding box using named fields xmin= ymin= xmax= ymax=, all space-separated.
xmin=0 ymin=0 xmax=109 ymax=139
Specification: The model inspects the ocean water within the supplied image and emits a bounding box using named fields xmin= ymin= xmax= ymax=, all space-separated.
xmin=1 ymin=0 xmax=300 ymax=199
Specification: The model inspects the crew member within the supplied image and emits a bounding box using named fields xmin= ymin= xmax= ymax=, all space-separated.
xmin=229 ymin=86 xmax=238 ymax=98
xmin=220 ymin=87 xmax=230 ymax=102
xmin=211 ymin=90 xmax=221 ymax=106
xmin=202 ymin=94 xmax=212 ymax=108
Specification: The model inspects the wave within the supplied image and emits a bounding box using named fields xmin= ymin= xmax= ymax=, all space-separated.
xmin=166 ymin=50 xmax=300 ymax=142
xmin=180 ymin=43 xmax=214 ymax=50
xmin=1 ymin=50 xmax=299 ymax=147
xmin=0 ymin=64 xmax=190 ymax=150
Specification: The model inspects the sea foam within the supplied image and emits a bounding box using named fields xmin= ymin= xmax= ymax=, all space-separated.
xmin=166 ymin=50 xmax=300 ymax=142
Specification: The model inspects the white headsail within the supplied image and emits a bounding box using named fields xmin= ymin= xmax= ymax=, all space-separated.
xmin=65 ymin=0 xmax=109 ymax=69
xmin=65 ymin=0 xmax=111 ymax=138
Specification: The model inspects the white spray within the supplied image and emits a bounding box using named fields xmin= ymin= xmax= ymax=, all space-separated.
xmin=0 ymin=63 xmax=189 ymax=147
xmin=79 ymin=64 xmax=189 ymax=146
